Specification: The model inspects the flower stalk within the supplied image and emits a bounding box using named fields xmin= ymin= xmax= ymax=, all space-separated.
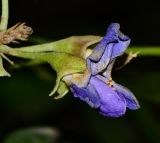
xmin=127 ymin=46 xmax=160 ymax=56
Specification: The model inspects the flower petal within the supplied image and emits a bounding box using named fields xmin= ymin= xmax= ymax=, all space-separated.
xmin=87 ymin=43 xmax=113 ymax=75
xmin=70 ymin=83 xmax=100 ymax=108
xmin=102 ymin=59 xmax=115 ymax=78
xmin=87 ymin=23 xmax=120 ymax=62
xmin=90 ymin=76 xmax=126 ymax=117
xmin=111 ymin=35 xmax=130 ymax=58
xmin=87 ymin=23 xmax=131 ymax=75
xmin=106 ymin=23 xmax=131 ymax=58
xmin=114 ymin=83 xmax=140 ymax=110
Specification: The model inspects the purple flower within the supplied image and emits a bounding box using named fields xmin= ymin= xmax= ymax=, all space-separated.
xmin=70 ymin=23 xmax=140 ymax=117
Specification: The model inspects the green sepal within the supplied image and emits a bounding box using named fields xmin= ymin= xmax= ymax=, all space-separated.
xmin=0 ymin=56 xmax=10 ymax=77
xmin=54 ymin=80 xmax=69 ymax=99
xmin=49 ymin=75 xmax=61 ymax=96
xmin=45 ymin=52 xmax=86 ymax=96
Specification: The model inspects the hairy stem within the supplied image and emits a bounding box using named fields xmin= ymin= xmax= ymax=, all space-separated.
xmin=0 ymin=44 xmax=44 ymax=60
xmin=0 ymin=0 xmax=9 ymax=31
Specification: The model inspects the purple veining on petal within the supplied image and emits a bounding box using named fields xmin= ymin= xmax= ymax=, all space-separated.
xmin=87 ymin=23 xmax=131 ymax=75
xmin=114 ymin=83 xmax=140 ymax=110
xmin=70 ymin=83 xmax=100 ymax=108
xmin=90 ymin=76 xmax=126 ymax=117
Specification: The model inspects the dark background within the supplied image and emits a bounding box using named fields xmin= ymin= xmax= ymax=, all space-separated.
xmin=8 ymin=0 xmax=160 ymax=45
xmin=0 ymin=0 xmax=160 ymax=143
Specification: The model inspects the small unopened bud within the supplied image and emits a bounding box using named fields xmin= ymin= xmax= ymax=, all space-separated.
xmin=0 ymin=22 xmax=33 ymax=44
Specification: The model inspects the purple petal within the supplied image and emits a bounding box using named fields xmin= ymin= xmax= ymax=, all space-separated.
xmin=114 ymin=83 xmax=140 ymax=110
xmin=86 ymin=23 xmax=119 ymax=62
xmin=102 ymin=59 xmax=115 ymax=78
xmin=106 ymin=23 xmax=131 ymax=58
xmin=70 ymin=84 xmax=100 ymax=108
xmin=111 ymin=36 xmax=130 ymax=58
xmin=87 ymin=23 xmax=131 ymax=75
xmin=90 ymin=76 xmax=126 ymax=117
xmin=87 ymin=43 xmax=113 ymax=75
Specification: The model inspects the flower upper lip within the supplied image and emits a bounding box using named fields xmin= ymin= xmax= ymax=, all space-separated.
xmin=87 ymin=23 xmax=131 ymax=75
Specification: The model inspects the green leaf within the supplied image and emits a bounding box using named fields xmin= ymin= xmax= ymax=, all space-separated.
xmin=0 ymin=56 xmax=10 ymax=77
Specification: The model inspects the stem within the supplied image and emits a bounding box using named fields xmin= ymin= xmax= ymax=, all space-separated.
xmin=0 ymin=44 xmax=43 ymax=60
xmin=127 ymin=46 xmax=160 ymax=56
xmin=0 ymin=0 xmax=9 ymax=31
xmin=0 ymin=44 xmax=71 ymax=62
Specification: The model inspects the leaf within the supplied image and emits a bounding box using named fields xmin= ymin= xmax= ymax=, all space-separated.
xmin=0 ymin=56 xmax=10 ymax=77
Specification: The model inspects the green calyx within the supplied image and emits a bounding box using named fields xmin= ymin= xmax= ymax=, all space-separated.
xmin=0 ymin=36 xmax=102 ymax=98
xmin=16 ymin=35 xmax=102 ymax=57
xmin=0 ymin=0 xmax=102 ymax=98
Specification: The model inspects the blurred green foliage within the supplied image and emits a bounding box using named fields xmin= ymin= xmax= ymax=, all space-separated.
xmin=3 ymin=127 xmax=59 ymax=143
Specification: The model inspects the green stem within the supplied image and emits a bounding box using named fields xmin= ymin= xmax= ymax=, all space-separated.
xmin=0 ymin=44 xmax=67 ymax=73
xmin=127 ymin=46 xmax=160 ymax=56
xmin=0 ymin=44 xmax=48 ymax=60
xmin=0 ymin=0 xmax=9 ymax=31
